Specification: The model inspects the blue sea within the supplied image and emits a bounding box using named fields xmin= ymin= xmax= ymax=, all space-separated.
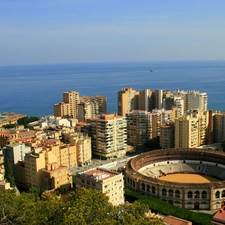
xmin=0 ymin=60 xmax=225 ymax=117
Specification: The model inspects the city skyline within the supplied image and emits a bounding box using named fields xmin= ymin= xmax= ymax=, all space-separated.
xmin=1 ymin=0 xmax=225 ymax=66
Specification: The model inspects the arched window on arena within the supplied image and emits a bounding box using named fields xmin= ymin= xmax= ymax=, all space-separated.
xmin=216 ymin=191 xmax=220 ymax=199
xmin=141 ymin=183 xmax=145 ymax=191
xmin=152 ymin=186 xmax=156 ymax=194
xmin=132 ymin=180 xmax=135 ymax=188
xmin=175 ymin=190 xmax=180 ymax=198
xmin=127 ymin=177 xmax=130 ymax=184
xmin=162 ymin=188 xmax=167 ymax=196
xmin=194 ymin=191 xmax=200 ymax=198
xmin=147 ymin=185 xmax=150 ymax=192
xmin=188 ymin=191 xmax=193 ymax=198
xmin=169 ymin=189 xmax=173 ymax=197
xmin=222 ymin=190 xmax=225 ymax=198
xmin=202 ymin=191 xmax=207 ymax=198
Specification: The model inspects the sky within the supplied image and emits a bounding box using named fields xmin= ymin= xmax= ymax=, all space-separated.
xmin=1 ymin=0 xmax=225 ymax=65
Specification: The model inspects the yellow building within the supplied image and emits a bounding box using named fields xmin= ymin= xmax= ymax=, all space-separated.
xmin=175 ymin=109 xmax=209 ymax=148
xmin=76 ymin=168 xmax=124 ymax=206
xmin=24 ymin=148 xmax=46 ymax=188
xmin=54 ymin=91 xmax=80 ymax=119
xmin=70 ymin=132 xmax=92 ymax=166
xmin=117 ymin=87 xmax=139 ymax=117
xmin=42 ymin=162 xmax=72 ymax=191
xmin=213 ymin=112 xmax=225 ymax=143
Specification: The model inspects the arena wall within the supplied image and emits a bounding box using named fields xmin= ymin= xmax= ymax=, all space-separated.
xmin=125 ymin=148 xmax=225 ymax=210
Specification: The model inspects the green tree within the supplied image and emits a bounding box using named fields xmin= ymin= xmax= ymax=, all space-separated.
xmin=4 ymin=158 xmax=15 ymax=187
xmin=17 ymin=116 xmax=40 ymax=128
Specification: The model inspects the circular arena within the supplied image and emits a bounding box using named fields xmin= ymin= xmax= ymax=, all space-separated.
xmin=125 ymin=148 xmax=225 ymax=210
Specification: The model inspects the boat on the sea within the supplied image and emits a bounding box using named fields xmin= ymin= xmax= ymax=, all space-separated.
xmin=149 ymin=69 xmax=153 ymax=72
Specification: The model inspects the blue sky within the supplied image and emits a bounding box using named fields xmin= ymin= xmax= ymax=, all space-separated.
xmin=1 ymin=0 xmax=225 ymax=65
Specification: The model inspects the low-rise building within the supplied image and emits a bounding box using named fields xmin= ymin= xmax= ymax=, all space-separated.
xmin=76 ymin=168 xmax=124 ymax=206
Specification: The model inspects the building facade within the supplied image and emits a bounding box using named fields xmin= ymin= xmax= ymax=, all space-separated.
xmin=76 ymin=168 xmax=124 ymax=206
xmin=87 ymin=114 xmax=127 ymax=159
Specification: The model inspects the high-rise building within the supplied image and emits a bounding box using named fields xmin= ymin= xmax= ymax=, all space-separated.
xmin=138 ymin=89 xmax=154 ymax=111
xmin=63 ymin=91 xmax=80 ymax=118
xmin=160 ymin=125 xmax=174 ymax=149
xmin=174 ymin=109 xmax=209 ymax=148
xmin=78 ymin=101 xmax=92 ymax=122
xmin=117 ymin=87 xmax=139 ymax=117
xmin=174 ymin=89 xmax=208 ymax=112
xmin=126 ymin=110 xmax=152 ymax=146
xmin=76 ymin=168 xmax=124 ymax=206
xmin=87 ymin=114 xmax=127 ymax=159
xmin=213 ymin=112 xmax=225 ymax=143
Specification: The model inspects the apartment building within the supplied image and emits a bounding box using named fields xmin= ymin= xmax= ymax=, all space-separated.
xmin=78 ymin=101 xmax=93 ymax=122
xmin=76 ymin=168 xmax=124 ymax=206
xmin=213 ymin=112 xmax=225 ymax=143
xmin=174 ymin=109 xmax=209 ymax=148
xmin=42 ymin=162 xmax=72 ymax=191
xmin=54 ymin=90 xmax=80 ymax=118
xmin=160 ymin=125 xmax=174 ymax=149
xmin=126 ymin=110 xmax=152 ymax=146
xmin=24 ymin=148 xmax=46 ymax=188
xmin=70 ymin=132 xmax=92 ymax=166
xmin=174 ymin=89 xmax=208 ymax=112
xmin=80 ymin=95 xmax=107 ymax=115
xmin=3 ymin=143 xmax=31 ymax=175
xmin=117 ymin=87 xmax=139 ymax=117
xmin=87 ymin=114 xmax=127 ymax=159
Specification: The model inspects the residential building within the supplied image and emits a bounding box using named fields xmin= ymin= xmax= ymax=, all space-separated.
xmin=3 ymin=143 xmax=31 ymax=175
xmin=70 ymin=132 xmax=92 ymax=166
xmin=160 ymin=125 xmax=174 ymax=149
xmin=42 ymin=162 xmax=72 ymax=191
xmin=54 ymin=90 xmax=80 ymax=119
xmin=117 ymin=87 xmax=139 ymax=117
xmin=24 ymin=148 xmax=46 ymax=188
xmin=76 ymin=168 xmax=124 ymax=206
xmin=174 ymin=109 xmax=209 ymax=148
xmin=214 ymin=112 xmax=225 ymax=143
xmin=87 ymin=114 xmax=127 ymax=159
xmin=126 ymin=110 xmax=152 ymax=146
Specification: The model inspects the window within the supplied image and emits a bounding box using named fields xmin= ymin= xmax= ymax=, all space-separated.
xmin=152 ymin=186 xmax=156 ymax=194
xmin=194 ymin=191 xmax=200 ymax=198
xmin=188 ymin=191 xmax=193 ymax=198
xmin=162 ymin=188 xmax=167 ymax=196
xmin=175 ymin=190 xmax=180 ymax=198
xmin=169 ymin=190 xmax=173 ymax=197
xmin=222 ymin=190 xmax=225 ymax=198
xmin=141 ymin=183 xmax=145 ymax=191
xmin=216 ymin=191 xmax=220 ymax=199
xmin=147 ymin=185 xmax=150 ymax=192
xmin=202 ymin=191 xmax=207 ymax=198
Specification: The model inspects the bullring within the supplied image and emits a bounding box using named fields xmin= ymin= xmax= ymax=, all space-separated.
xmin=125 ymin=148 xmax=225 ymax=210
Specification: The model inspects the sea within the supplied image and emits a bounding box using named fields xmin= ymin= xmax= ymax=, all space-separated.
xmin=0 ymin=60 xmax=225 ymax=117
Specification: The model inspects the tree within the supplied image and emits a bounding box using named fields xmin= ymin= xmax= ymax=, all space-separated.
xmin=4 ymin=158 xmax=15 ymax=187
